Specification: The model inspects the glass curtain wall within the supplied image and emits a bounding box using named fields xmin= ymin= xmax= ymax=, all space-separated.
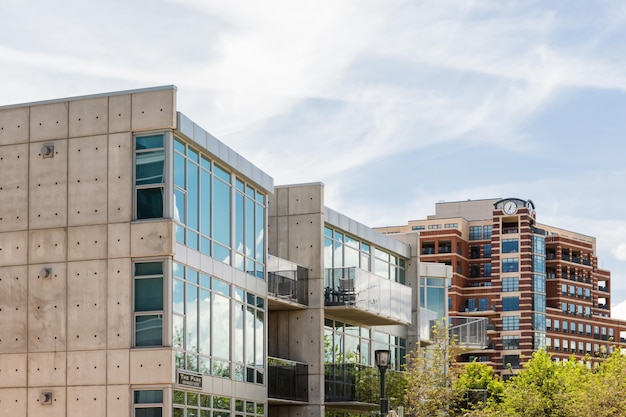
xmin=173 ymin=263 xmax=265 ymax=385
xmin=173 ymin=137 xmax=266 ymax=278
xmin=532 ymin=234 xmax=547 ymax=349
xmin=323 ymin=226 xmax=405 ymax=283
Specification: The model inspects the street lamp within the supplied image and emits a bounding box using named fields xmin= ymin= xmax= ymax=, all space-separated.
xmin=375 ymin=349 xmax=391 ymax=417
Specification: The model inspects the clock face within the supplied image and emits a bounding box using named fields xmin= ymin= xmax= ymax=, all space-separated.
xmin=503 ymin=201 xmax=517 ymax=214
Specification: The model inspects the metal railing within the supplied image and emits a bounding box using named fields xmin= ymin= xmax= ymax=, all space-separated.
xmin=268 ymin=357 xmax=309 ymax=402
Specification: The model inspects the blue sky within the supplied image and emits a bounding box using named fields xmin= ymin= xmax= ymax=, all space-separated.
xmin=2 ymin=0 xmax=626 ymax=315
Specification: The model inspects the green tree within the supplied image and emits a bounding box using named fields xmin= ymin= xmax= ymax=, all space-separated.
xmin=453 ymin=361 xmax=504 ymax=414
xmin=403 ymin=321 xmax=461 ymax=416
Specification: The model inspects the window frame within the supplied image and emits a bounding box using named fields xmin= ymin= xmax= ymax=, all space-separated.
xmin=133 ymin=259 xmax=171 ymax=348
xmin=134 ymin=131 xmax=173 ymax=221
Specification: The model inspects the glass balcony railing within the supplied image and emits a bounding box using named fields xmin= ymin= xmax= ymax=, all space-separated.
xmin=325 ymin=363 xmax=401 ymax=405
xmin=324 ymin=267 xmax=411 ymax=324
xmin=268 ymin=357 xmax=309 ymax=402
xmin=268 ymin=269 xmax=309 ymax=305
xmin=267 ymin=255 xmax=309 ymax=306
xmin=448 ymin=317 xmax=488 ymax=349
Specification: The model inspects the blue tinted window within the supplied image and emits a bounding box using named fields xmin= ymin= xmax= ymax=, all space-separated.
xmin=136 ymin=135 xmax=163 ymax=150
xmin=135 ymin=315 xmax=163 ymax=346
xmin=134 ymin=390 xmax=163 ymax=403
xmin=136 ymin=187 xmax=163 ymax=219
xmin=134 ymin=278 xmax=163 ymax=311
xmin=135 ymin=150 xmax=164 ymax=185
xmin=502 ymin=297 xmax=519 ymax=311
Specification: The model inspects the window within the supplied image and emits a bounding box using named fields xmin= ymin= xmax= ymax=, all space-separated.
xmin=502 ymin=277 xmax=519 ymax=292
xmin=484 ymin=263 xmax=492 ymax=277
xmin=478 ymin=298 xmax=489 ymax=311
xmin=563 ymin=321 xmax=569 ymax=333
xmin=484 ymin=244 xmax=492 ymax=258
xmin=134 ymin=262 xmax=164 ymax=347
xmin=134 ymin=390 xmax=163 ymax=417
xmin=483 ymin=225 xmax=492 ymax=239
xmin=411 ymin=225 xmax=425 ymax=230
xmin=502 ymin=297 xmax=519 ymax=311
xmin=470 ymin=264 xmax=481 ymax=278
xmin=554 ymin=320 xmax=560 ymax=331
xmin=135 ymin=134 xmax=165 ymax=220
xmin=174 ymin=138 xmax=267 ymax=277
xmin=502 ymin=258 xmax=519 ymax=273
xmin=469 ymin=226 xmax=483 ymax=241
xmin=444 ymin=223 xmax=458 ymax=229
xmin=173 ymin=263 xmax=265 ymax=383
xmin=503 ymin=354 xmax=520 ymax=369
xmin=502 ymin=239 xmax=518 ymax=253
xmin=502 ymin=335 xmax=520 ymax=350
xmin=502 ymin=315 xmax=519 ymax=331
xmin=428 ymin=224 xmax=441 ymax=229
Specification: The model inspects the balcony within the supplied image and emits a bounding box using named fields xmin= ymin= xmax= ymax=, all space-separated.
xmin=325 ymin=364 xmax=401 ymax=411
xmin=324 ymin=267 xmax=411 ymax=325
xmin=267 ymin=256 xmax=308 ymax=310
xmin=449 ymin=317 xmax=488 ymax=351
xmin=268 ymin=357 xmax=309 ymax=403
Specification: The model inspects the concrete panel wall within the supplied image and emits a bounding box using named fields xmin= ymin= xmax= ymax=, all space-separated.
xmin=129 ymin=348 xmax=173 ymax=384
xmin=67 ymin=260 xmax=107 ymax=350
xmin=0 ymin=87 xmax=182 ymax=416
xmin=0 ymin=143 xmax=28 ymax=232
xmin=27 ymin=352 xmax=66 ymax=386
xmin=68 ymin=135 xmax=108 ymax=226
xmin=106 ymin=349 xmax=130 ymax=385
xmin=0 ymin=231 xmax=28 ymax=266
xmin=0 ymin=266 xmax=27 ymax=353
xmin=108 ymin=133 xmax=133 ymax=223
xmin=131 ymin=89 xmax=176 ymax=131
xmin=107 ymin=258 xmax=132 ymax=349
xmin=108 ymin=223 xmax=131 ymax=259
xmin=28 ymin=263 xmax=66 ymax=352
xmin=29 ymin=139 xmax=68 ymax=229
xmin=68 ymin=97 xmax=109 ymax=138
xmin=27 ymin=386 xmax=66 ymax=417
xmin=130 ymin=220 xmax=175 ymax=257
xmin=0 ymin=106 xmax=29 ymax=145
xmin=106 ymin=385 xmax=131 ymax=417
xmin=29 ymin=228 xmax=67 ymax=264
xmin=67 ymin=350 xmax=107 ymax=386
xmin=67 ymin=385 xmax=107 ymax=417
xmin=29 ymin=102 xmax=68 ymax=142
xmin=108 ymin=94 xmax=131 ymax=133
xmin=67 ymin=225 xmax=108 ymax=261
xmin=0 ymin=388 xmax=27 ymax=417
xmin=0 ymin=353 xmax=27 ymax=387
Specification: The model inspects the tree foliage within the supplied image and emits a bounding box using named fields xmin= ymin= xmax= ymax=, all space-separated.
xmin=403 ymin=321 xmax=463 ymax=416
xmin=400 ymin=331 xmax=626 ymax=417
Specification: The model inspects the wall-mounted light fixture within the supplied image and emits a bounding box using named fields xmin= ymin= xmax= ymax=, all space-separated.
xmin=41 ymin=145 xmax=54 ymax=158
xmin=39 ymin=391 xmax=53 ymax=405
xmin=39 ymin=267 xmax=52 ymax=279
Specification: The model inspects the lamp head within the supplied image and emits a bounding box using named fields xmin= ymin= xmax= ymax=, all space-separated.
xmin=375 ymin=349 xmax=391 ymax=371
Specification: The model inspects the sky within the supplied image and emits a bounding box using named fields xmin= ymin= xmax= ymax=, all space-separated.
xmin=2 ymin=1 xmax=626 ymax=316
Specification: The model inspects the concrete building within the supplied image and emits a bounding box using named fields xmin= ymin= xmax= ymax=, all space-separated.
xmin=0 ymin=86 xmax=473 ymax=417
xmin=266 ymin=183 xmax=458 ymax=417
xmin=377 ymin=198 xmax=626 ymax=376
xmin=0 ymin=86 xmax=273 ymax=417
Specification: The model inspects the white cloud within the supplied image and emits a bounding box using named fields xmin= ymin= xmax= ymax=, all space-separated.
xmin=612 ymin=299 xmax=626 ymax=321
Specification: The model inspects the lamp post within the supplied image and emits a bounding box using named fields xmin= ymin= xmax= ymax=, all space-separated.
xmin=375 ymin=349 xmax=391 ymax=417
